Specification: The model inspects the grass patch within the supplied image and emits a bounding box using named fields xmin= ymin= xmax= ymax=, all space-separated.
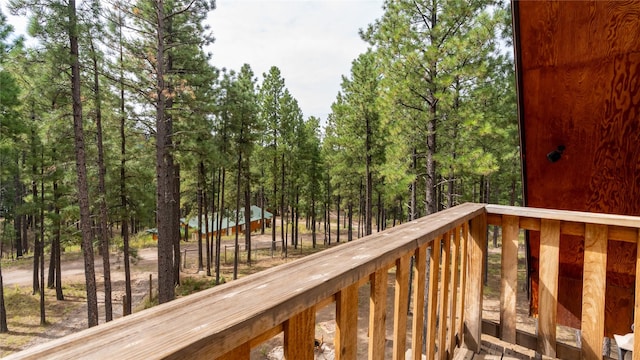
xmin=176 ymin=276 xmax=220 ymax=297
xmin=0 ymin=283 xmax=86 ymax=357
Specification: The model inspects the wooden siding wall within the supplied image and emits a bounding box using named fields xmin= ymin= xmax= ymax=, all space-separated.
xmin=515 ymin=1 xmax=640 ymax=335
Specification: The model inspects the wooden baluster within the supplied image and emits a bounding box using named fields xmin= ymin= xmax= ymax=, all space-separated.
xmin=369 ymin=269 xmax=388 ymax=360
xmin=634 ymin=229 xmax=640 ymax=360
xmin=438 ymin=233 xmax=451 ymax=360
xmin=464 ymin=213 xmax=486 ymax=353
xmin=449 ymin=226 xmax=462 ymax=358
xmin=458 ymin=222 xmax=469 ymax=346
xmin=427 ymin=236 xmax=442 ymax=360
xmin=284 ymin=306 xmax=316 ymax=360
xmin=412 ymin=244 xmax=428 ymax=360
xmin=538 ymin=219 xmax=560 ymax=357
xmin=336 ymin=283 xmax=358 ymax=360
xmin=580 ymin=224 xmax=608 ymax=360
xmin=393 ymin=254 xmax=412 ymax=360
xmin=500 ymin=215 xmax=520 ymax=344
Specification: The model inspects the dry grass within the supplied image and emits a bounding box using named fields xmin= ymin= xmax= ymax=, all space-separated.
xmin=0 ymin=284 xmax=86 ymax=357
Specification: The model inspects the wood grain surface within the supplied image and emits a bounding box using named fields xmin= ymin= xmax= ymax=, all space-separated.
xmin=515 ymin=0 xmax=640 ymax=335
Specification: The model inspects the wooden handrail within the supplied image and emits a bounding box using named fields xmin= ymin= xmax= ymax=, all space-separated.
xmin=486 ymin=204 xmax=640 ymax=229
xmin=6 ymin=203 xmax=486 ymax=360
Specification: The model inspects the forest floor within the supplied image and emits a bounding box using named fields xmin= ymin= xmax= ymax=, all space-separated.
xmin=2 ymin=229 xmax=588 ymax=359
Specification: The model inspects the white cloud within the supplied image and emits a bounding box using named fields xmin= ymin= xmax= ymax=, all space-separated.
xmin=206 ymin=0 xmax=384 ymax=121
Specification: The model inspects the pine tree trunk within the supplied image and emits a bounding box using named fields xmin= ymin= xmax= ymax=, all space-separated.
xmin=53 ymin=181 xmax=63 ymax=300
xmin=245 ymin=178 xmax=251 ymax=266
xmin=357 ymin=182 xmax=362 ymax=239
xmin=215 ymin=168 xmax=225 ymax=285
xmin=426 ymin=116 xmax=437 ymax=215
xmin=13 ymin=164 xmax=22 ymax=258
xmin=0 ymin=259 xmax=7 ymax=333
xmin=365 ymin=115 xmax=373 ymax=236
xmin=32 ymin=141 xmax=39 ymax=295
xmin=233 ymin=149 xmax=243 ymax=280
xmin=204 ymin=184 xmax=211 ymax=276
xmin=155 ymin=0 xmax=175 ymax=304
xmin=91 ymin=38 xmax=113 ymax=322
xmin=197 ymin=163 xmax=204 ymax=272
xmin=173 ymin=164 xmax=181 ymax=286
xmin=336 ymin=195 xmax=340 ymax=243
xmin=347 ymin=201 xmax=353 ymax=241
xmin=311 ymin=196 xmax=316 ymax=248
xmin=39 ymin=174 xmax=45 ymax=325
xmin=260 ymin=178 xmax=265 ymax=235
xmin=214 ymin=167 xmax=220 ymax=271
xmin=294 ymin=192 xmax=299 ymax=248
xmin=280 ymin=153 xmax=286 ymax=257
xmin=118 ymin=20 xmax=131 ymax=313
xmin=272 ymin=153 xmax=277 ymax=252
xmin=69 ymin=0 xmax=99 ymax=325
xmin=47 ymin=238 xmax=55 ymax=289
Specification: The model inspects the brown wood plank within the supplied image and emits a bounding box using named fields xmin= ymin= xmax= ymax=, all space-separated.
xmin=458 ymin=222 xmax=469 ymax=348
xmin=537 ymin=219 xmax=560 ymax=357
xmin=250 ymin=324 xmax=283 ymax=348
xmin=336 ymin=283 xmax=359 ymax=360
xmin=284 ymin=306 xmax=316 ymax=360
xmin=464 ymin=213 xmax=486 ymax=353
xmin=438 ymin=233 xmax=452 ymax=360
xmin=500 ymin=215 xmax=520 ymax=344
xmin=412 ymin=243 xmax=428 ymax=360
xmin=369 ymin=269 xmax=388 ymax=360
xmin=449 ymin=226 xmax=462 ymax=358
xmin=519 ymin=217 xmax=540 ymax=231
xmin=393 ymin=254 xmax=411 ymax=360
xmin=608 ymin=226 xmax=637 ymax=243
xmin=216 ymin=342 xmax=250 ymax=360
xmin=482 ymin=319 xmax=582 ymax=360
xmin=505 ymin=216 xmax=636 ymax=243
xmin=486 ymin=205 xmax=640 ymax=229
xmin=580 ymin=224 xmax=608 ymax=360
xmin=487 ymin=213 xmax=502 ymax=226
xmin=427 ymin=237 xmax=442 ymax=360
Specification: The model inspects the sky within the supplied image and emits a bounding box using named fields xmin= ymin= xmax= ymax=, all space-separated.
xmin=1 ymin=0 xmax=385 ymax=123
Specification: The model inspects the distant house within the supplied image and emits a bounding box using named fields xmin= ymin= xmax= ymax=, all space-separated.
xmin=182 ymin=205 xmax=273 ymax=241
xmin=146 ymin=228 xmax=158 ymax=241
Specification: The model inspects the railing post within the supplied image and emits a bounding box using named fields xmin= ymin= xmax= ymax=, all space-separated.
xmin=336 ymin=283 xmax=358 ymax=360
xmin=581 ymin=224 xmax=608 ymax=360
xmin=538 ymin=219 xmax=560 ymax=357
xmin=449 ymin=226 xmax=462 ymax=354
xmin=284 ymin=306 xmax=316 ymax=360
xmin=369 ymin=269 xmax=388 ymax=360
xmin=500 ymin=215 xmax=520 ymax=344
xmin=393 ymin=254 xmax=412 ymax=360
xmin=464 ymin=212 xmax=486 ymax=353
xmin=427 ymin=236 xmax=442 ymax=359
xmin=411 ymin=244 xmax=428 ymax=360
xmin=438 ymin=232 xmax=451 ymax=360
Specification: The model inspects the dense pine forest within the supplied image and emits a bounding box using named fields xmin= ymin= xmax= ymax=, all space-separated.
xmin=0 ymin=0 xmax=519 ymax=333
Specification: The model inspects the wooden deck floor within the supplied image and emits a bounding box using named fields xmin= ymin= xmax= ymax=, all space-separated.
xmin=452 ymin=334 xmax=537 ymax=360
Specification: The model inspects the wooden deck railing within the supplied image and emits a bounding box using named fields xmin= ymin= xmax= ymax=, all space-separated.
xmin=6 ymin=203 xmax=640 ymax=359
xmin=486 ymin=205 xmax=640 ymax=360
xmin=6 ymin=203 xmax=486 ymax=360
